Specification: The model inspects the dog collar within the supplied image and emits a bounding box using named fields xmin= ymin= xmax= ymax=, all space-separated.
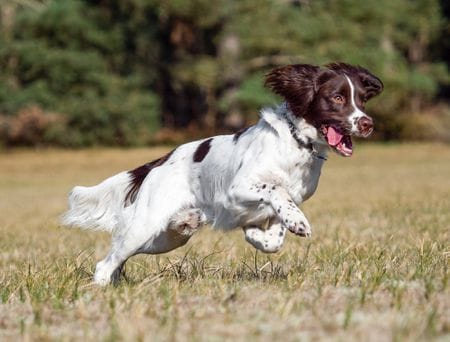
xmin=283 ymin=112 xmax=328 ymax=161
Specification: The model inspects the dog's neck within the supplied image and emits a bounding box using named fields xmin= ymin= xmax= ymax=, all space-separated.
xmin=261 ymin=103 xmax=328 ymax=160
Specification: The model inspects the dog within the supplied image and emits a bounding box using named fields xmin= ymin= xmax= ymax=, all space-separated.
xmin=62 ymin=62 xmax=383 ymax=285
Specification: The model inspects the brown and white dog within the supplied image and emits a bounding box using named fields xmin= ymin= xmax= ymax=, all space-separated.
xmin=62 ymin=62 xmax=383 ymax=285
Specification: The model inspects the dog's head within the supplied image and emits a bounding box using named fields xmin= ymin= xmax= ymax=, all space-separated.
xmin=265 ymin=62 xmax=383 ymax=156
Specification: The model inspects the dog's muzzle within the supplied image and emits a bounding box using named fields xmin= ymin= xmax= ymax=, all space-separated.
xmin=356 ymin=116 xmax=374 ymax=137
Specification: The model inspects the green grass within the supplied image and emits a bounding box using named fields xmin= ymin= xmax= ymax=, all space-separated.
xmin=0 ymin=144 xmax=449 ymax=341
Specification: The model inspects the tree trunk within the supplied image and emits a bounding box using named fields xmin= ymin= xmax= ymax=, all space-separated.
xmin=157 ymin=18 xmax=210 ymax=129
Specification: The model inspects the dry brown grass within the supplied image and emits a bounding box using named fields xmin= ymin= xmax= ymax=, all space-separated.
xmin=0 ymin=144 xmax=449 ymax=341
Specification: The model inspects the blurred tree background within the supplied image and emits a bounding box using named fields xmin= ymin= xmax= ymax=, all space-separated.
xmin=0 ymin=0 xmax=449 ymax=147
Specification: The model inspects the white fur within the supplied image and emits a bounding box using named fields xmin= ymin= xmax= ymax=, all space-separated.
xmin=345 ymin=75 xmax=371 ymax=134
xmin=62 ymin=103 xmax=329 ymax=285
xmin=62 ymin=172 xmax=131 ymax=233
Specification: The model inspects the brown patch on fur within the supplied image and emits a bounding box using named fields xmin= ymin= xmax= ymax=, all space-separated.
xmin=193 ymin=138 xmax=213 ymax=162
xmin=264 ymin=64 xmax=321 ymax=118
xmin=124 ymin=149 xmax=176 ymax=206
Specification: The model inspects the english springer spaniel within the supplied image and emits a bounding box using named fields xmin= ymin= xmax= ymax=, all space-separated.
xmin=62 ymin=62 xmax=383 ymax=285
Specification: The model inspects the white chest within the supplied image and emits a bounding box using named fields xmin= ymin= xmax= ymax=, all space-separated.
xmin=287 ymin=156 xmax=325 ymax=204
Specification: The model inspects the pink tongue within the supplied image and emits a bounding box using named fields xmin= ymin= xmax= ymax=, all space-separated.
xmin=327 ymin=126 xmax=343 ymax=146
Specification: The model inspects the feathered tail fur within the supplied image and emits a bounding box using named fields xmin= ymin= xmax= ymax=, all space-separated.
xmin=61 ymin=171 xmax=131 ymax=233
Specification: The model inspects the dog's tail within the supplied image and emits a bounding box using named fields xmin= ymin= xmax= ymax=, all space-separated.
xmin=60 ymin=171 xmax=132 ymax=233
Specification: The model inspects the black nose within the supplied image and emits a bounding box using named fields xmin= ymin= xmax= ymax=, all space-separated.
xmin=357 ymin=116 xmax=374 ymax=136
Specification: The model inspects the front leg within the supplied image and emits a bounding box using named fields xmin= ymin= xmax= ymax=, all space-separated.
xmin=228 ymin=182 xmax=312 ymax=237
xmin=270 ymin=187 xmax=312 ymax=237
xmin=244 ymin=218 xmax=286 ymax=253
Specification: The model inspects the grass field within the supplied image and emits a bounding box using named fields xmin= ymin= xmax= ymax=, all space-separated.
xmin=0 ymin=144 xmax=449 ymax=341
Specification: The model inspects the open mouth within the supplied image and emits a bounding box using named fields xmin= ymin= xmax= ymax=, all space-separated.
xmin=321 ymin=125 xmax=353 ymax=157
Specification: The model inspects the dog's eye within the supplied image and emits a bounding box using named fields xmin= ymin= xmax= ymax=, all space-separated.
xmin=332 ymin=95 xmax=345 ymax=104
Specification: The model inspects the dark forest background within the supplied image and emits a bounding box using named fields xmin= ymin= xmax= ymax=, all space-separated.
xmin=0 ymin=0 xmax=449 ymax=147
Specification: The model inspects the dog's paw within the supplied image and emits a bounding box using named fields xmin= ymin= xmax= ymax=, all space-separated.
xmin=94 ymin=262 xmax=112 ymax=286
xmin=244 ymin=226 xmax=285 ymax=253
xmin=94 ymin=273 xmax=111 ymax=286
xmin=285 ymin=213 xmax=312 ymax=237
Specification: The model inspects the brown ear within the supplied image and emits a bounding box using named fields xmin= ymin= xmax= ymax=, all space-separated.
xmin=326 ymin=62 xmax=383 ymax=100
xmin=358 ymin=69 xmax=383 ymax=99
xmin=265 ymin=64 xmax=321 ymax=117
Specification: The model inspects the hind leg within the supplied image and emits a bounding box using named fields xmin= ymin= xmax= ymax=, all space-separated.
xmin=94 ymin=241 xmax=134 ymax=286
xmin=168 ymin=208 xmax=205 ymax=236
xmin=94 ymin=221 xmax=163 ymax=286
xmin=110 ymin=261 xmax=126 ymax=284
xmin=94 ymin=208 xmax=205 ymax=286
xmin=138 ymin=208 xmax=205 ymax=254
